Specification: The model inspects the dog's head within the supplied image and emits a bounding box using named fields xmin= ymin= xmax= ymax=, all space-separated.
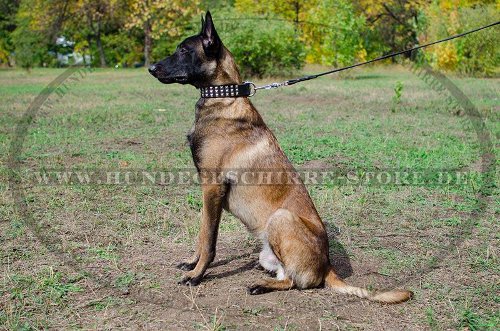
xmin=148 ymin=11 xmax=222 ymax=87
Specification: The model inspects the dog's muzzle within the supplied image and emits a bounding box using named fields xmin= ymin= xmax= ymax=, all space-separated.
xmin=148 ymin=65 xmax=158 ymax=76
xmin=148 ymin=64 xmax=188 ymax=84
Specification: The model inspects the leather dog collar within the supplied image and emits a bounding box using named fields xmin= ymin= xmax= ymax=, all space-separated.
xmin=199 ymin=82 xmax=255 ymax=98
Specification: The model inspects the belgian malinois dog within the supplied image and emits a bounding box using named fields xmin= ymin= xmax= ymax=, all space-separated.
xmin=149 ymin=11 xmax=413 ymax=303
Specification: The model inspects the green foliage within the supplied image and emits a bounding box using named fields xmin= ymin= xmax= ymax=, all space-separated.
xmin=152 ymin=16 xmax=201 ymax=61
xmin=303 ymin=0 xmax=366 ymax=66
xmin=126 ymin=0 xmax=201 ymax=65
xmin=102 ymin=31 xmax=143 ymax=67
xmin=0 ymin=37 xmax=10 ymax=64
xmin=0 ymin=0 xmax=20 ymax=65
xmin=391 ymin=81 xmax=403 ymax=112
xmin=235 ymin=0 xmax=365 ymax=67
xmin=0 ymin=0 xmax=497 ymax=76
xmin=235 ymin=0 xmax=317 ymax=22
xmin=11 ymin=4 xmax=48 ymax=68
xmin=214 ymin=10 xmax=305 ymax=77
xmin=151 ymin=37 xmax=178 ymax=61
xmin=393 ymin=81 xmax=403 ymax=103
xmin=356 ymin=0 xmax=424 ymax=61
xmin=456 ymin=5 xmax=499 ymax=77
xmin=420 ymin=2 xmax=499 ymax=77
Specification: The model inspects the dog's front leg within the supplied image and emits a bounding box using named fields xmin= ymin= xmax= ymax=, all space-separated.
xmin=179 ymin=184 xmax=224 ymax=286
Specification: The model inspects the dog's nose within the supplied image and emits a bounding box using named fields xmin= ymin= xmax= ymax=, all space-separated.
xmin=148 ymin=65 xmax=157 ymax=75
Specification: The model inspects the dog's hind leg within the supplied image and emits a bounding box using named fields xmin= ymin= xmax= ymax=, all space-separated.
xmin=258 ymin=241 xmax=282 ymax=276
xmin=249 ymin=208 xmax=328 ymax=294
xmin=248 ymin=278 xmax=294 ymax=295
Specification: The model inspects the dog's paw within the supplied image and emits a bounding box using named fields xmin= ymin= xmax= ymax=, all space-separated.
xmin=178 ymin=274 xmax=203 ymax=286
xmin=176 ymin=261 xmax=197 ymax=271
xmin=247 ymin=285 xmax=270 ymax=295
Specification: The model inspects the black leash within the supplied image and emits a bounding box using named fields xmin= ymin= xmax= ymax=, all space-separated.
xmin=199 ymin=20 xmax=499 ymax=98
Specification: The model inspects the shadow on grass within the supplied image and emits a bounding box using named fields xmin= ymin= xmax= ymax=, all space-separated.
xmin=349 ymin=74 xmax=385 ymax=80
xmin=326 ymin=222 xmax=353 ymax=279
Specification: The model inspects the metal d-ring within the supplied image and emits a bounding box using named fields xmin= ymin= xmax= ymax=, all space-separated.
xmin=245 ymin=81 xmax=257 ymax=97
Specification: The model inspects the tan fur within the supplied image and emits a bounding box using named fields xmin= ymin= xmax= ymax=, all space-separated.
xmin=178 ymin=44 xmax=413 ymax=304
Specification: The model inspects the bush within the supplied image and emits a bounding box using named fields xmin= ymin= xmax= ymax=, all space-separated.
xmin=102 ymin=32 xmax=143 ymax=67
xmin=303 ymin=0 xmax=366 ymax=66
xmin=421 ymin=3 xmax=499 ymax=77
xmin=11 ymin=7 xmax=50 ymax=68
xmin=212 ymin=10 xmax=305 ymax=77
xmin=456 ymin=5 xmax=499 ymax=77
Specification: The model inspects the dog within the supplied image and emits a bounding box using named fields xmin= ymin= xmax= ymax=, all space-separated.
xmin=148 ymin=11 xmax=413 ymax=303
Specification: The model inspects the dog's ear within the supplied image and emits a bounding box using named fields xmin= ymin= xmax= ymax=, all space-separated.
xmin=200 ymin=14 xmax=205 ymax=34
xmin=201 ymin=11 xmax=221 ymax=58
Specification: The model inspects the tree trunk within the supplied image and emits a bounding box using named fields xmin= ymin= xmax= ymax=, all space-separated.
xmin=96 ymin=20 xmax=106 ymax=67
xmin=50 ymin=0 xmax=70 ymax=44
xmin=144 ymin=19 xmax=152 ymax=67
xmin=87 ymin=35 xmax=93 ymax=65
xmin=294 ymin=1 xmax=300 ymax=32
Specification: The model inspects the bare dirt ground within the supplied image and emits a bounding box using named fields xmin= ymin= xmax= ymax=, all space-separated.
xmin=3 ymin=204 xmax=497 ymax=330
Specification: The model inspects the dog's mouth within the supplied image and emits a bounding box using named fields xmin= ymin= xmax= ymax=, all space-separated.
xmin=157 ymin=76 xmax=188 ymax=84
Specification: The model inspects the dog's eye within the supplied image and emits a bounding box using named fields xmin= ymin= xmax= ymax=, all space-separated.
xmin=178 ymin=47 xmax=188 ymax=54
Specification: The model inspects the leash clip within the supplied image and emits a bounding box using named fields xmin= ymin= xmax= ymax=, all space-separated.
xmin=244 ymin=80 xmax=290 ymax=97
xmin=254 ymin=81 xmax=288 ymax=92
xmin=267 ymin=82 xmax=281 ymax=89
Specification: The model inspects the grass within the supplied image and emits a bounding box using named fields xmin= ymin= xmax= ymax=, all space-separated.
xmin=0 ymin=267 xmax=82 ymax=329
xmin=0 ymin=65 xmax=498 ymax=329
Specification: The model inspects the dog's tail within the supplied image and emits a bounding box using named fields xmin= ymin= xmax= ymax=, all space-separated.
xmin=324 ymin=267 xmax=413 ymax=304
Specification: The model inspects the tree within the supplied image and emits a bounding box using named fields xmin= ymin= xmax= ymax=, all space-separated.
xmin=420 ymin=0 xmax=499 ymax=76
xmin=212 ymin=8 xmax=305 ymax=77
xmin=126 ymin=0 xmax=201 ymax=66
xmin=235 ymin=0 xmax=318 ymax=29
xmin=235 ymin=0 xmax=365 ymax=66
xmin=73 ymin=0 xmax=122 ymax=67
xmin=355 ymin=0 xmax=430 ymax=58
xmin=0 ymin=0 xmax=20 ymax=65
xmin=11 ymin=0 xmax=70 ymax=68
xmin=302 ymin=0 xmax=366 ymax=66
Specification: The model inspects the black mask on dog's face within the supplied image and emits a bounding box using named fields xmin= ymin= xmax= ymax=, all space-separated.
xmin=148 ymin=11 xmax=222 ymax=88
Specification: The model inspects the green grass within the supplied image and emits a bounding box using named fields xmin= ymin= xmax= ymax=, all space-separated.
xmin=0 ymin=66 xmax=498 ymax=329
xmin=0 ymin=267 xmax=82 ymax=330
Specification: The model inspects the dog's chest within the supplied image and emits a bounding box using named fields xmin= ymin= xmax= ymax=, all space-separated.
xmin=188 ymin=103 xmax=233 ymax=170
xmin=186 ymin=120 xmax=220 ymax=170
xmin=187 ymin=102 xmax=209 ymax=170
xmin=186 ymin=125 xmax=202 ymax=170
